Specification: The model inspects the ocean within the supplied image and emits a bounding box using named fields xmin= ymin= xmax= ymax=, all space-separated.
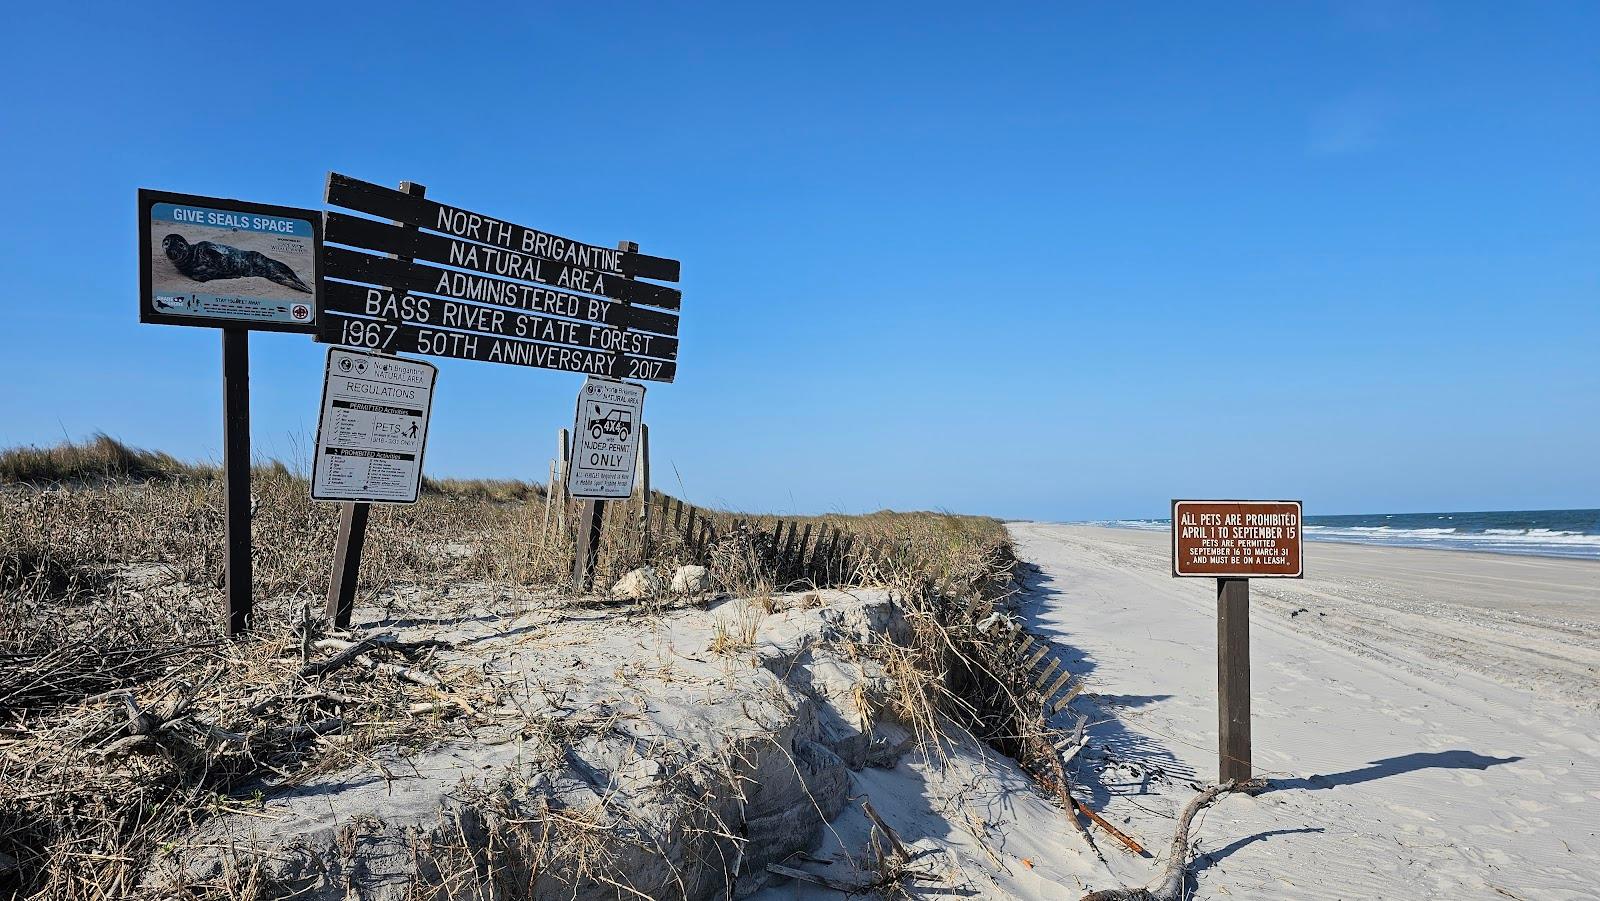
xmin=1100 ymin=509 xmax=1600 ymax=560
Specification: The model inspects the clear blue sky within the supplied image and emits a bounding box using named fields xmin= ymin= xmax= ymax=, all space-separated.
xmin=1 ymin=2 xmax=1595 ymax=520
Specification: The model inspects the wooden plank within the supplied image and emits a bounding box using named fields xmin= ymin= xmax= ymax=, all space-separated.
xmin=771 ymin=521 xmax=787 ymax=568
xmin=1050 ymin=680 xmax=1085 ymax=714
xmin=1041 ymin=665 xmax=1074 ymax=702
xmin=327 ymin=172 xmax=681 ymax=282
xmin=1023 ymin=643 xmax=1050 ymax=670
xmin=322 ymin=280 xmax=678 ymax=360
xmin=793 ymin=524 xmax=813 ymax=582
xmin=319 ymin=310 xmax=676 ymax=382
xmin=325 ymin=212 xmax=681 ymax=310
xmin=779 ymin=521 xmax=799 ymax=577
xmin=1033 ymin=657 xmax=1061 ymax=690
xmin=1218 ymin=577 xmax=1252 ymax=782
xmin=323 ymin=246 xmax=679 ymax=336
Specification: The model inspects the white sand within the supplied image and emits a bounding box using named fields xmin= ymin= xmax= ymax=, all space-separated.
xmin=1005 ymin=523 xmax=1600 ymax=900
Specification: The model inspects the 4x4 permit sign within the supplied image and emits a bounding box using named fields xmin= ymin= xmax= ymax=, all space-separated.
xmin=567 ymin=377 xmax=645 ymax=500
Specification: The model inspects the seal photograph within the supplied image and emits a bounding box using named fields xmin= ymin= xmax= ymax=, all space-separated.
xmin=161 ymin=234 xmax=312 ymax=293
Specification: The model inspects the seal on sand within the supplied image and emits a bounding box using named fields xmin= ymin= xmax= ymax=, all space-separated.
xmin=162 ymin=234 xmax=312 ymax=293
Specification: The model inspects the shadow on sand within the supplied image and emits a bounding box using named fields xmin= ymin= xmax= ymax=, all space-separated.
xmin=1269 ymin=751 xmax=1524 ymax=792
xmin=1012 ymin=562 xmax=1198 ymax=811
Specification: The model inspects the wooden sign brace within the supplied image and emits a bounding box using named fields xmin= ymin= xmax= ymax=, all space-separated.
xmin=570 ymin=240 xmax=639 ymax=594
xmin=325 ymin=180 xmax=426 ymax=629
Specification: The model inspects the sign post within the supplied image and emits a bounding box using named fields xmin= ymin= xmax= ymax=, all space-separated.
xmin=313 ymin=174 xmax=680 ymax=601
xmin=138 ymin=189 xmax=322 ymax=636
xmin=1171 ymin=499 xmax=1303 ymax=783
xmin=322 ymin=181 xmax=427 ymax=628
xmin=567 ymin=372 xmax=647 ymax=592
xmin=221 ymin=327 xmax=252 ymax=634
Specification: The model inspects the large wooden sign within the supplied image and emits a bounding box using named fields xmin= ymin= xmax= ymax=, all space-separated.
xmin=140 ymin=190 xmax=321 ymax=333
xmin=1171 ymin=500 xmax=1304 ymax=578
xmin=316 ymin=174 xmax=679 ymax=382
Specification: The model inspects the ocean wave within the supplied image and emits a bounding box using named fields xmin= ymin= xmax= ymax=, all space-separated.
xmin=1101 ymin=515 xmax=1600 ymax=560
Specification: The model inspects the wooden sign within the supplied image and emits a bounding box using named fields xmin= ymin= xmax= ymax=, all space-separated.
xmin=326 ymin=173 xmax=680 ymax=282
xmin=140 ymin=189 xmax=321 ymax=333
xmin=317 ymin=174 xmax=681 ymax=383
xmin=324 ymin=212 xmax=680 ymax=309
xmin=322 ymin=246 xmax=679 ymax=336
xmin=1171 ymin=500 xmax=1304 ymax=578
xmin=322 ymin=282 xmax=677 ymax=360
xmin=320 ymin=310 xmax=676 ymax=382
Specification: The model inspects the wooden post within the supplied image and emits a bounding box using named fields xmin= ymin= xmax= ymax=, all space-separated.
xmin=221 ymin=326 xmax=252 ymax=636
xmin=637 ymin=424 xmax=651 ymax=557
xmin=542 ymin=459 xmax=556 ymax=540
xmin=326 ymin=181 xmax=426 ymax=629
xmin=570 ymin=239 xmax=641 ymax=593
xmin=324 ymin=502 xmax=369 ymax=628
xmin=793 ymin=524 xmax=813 ymax=583
xmin=556 ymin=427 xmax=571 ymax=535
xmin=571 ymin=497 xmax=605 ymax=592
xmin=1217 ymin=577 xmax=1252 ymax=782
xmin=811 ymin=527 xmax=835 ymax=582
xmin=779 ymin=522 xmax=799 ymax=579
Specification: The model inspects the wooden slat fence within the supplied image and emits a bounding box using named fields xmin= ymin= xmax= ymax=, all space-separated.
xmin=645 ymin=491 xmax=907 ymax=590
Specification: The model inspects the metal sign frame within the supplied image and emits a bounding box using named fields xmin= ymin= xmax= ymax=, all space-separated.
xmin=311 ymin=347 xmax=438 ymax=505
xmin=138 ymin=188 xmax=322 ymax=334
xmin=566 ymin=377 xmax=647 ymax=501
xmin=1171 ymin=499 xmax=1305 ymax=579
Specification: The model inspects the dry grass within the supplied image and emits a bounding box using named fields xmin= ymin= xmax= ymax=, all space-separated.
xmin=0 ymin=438 xmax=1030 ymax=899
xmin=0 ymin=434 xmax=211 ymax=484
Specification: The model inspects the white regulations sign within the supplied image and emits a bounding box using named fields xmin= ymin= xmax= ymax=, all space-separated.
xmin=312 ymin=348 xmax=437 ymax=504
xmin=567 ymin=377 xmax=645 ymax=500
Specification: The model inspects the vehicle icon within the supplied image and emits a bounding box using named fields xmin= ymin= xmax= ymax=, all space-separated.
xmin=587 ymin=406 xmax=633 ymax=442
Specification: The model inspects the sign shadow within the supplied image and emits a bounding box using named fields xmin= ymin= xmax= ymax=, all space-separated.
xmin=1269 ymin=750 xmax=1524 ymax=792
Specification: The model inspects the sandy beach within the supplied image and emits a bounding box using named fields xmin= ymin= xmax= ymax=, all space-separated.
xmin=1010 ymin=523 xmax=1600 ymax=900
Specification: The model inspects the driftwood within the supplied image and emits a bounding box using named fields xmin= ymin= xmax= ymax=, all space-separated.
xmin=859 ymin=797 xmax=911 ymax=864
xmin=1079 ymin=780 xmax=1241 ymax=901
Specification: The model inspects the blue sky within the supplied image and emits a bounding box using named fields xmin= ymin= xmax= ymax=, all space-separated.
xmin=0 ymin=2 xmax=1595 ymax=520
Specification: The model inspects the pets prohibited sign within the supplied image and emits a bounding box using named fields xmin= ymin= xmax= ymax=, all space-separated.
xmin=312 ymin=348 xmax=437 ymax=504
xmin=567 ymin=377 xmax=645 ymax=500
xmin=138 ymin=189 xmax=321 ymax=333
xmin=1171 ymin=500 xmax=1304 ymax=578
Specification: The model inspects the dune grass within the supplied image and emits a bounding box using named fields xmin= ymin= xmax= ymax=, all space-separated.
xmin=0 ymin=437 xmax=1020 ymax=899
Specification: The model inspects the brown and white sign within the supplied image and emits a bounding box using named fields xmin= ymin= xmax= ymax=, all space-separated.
xmin=1172 ymin=500 xmax=1303 ymax=578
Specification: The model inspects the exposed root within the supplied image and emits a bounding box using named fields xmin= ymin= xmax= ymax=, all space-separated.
xmin=1079 ymin=780 xmax=1243 ymax=901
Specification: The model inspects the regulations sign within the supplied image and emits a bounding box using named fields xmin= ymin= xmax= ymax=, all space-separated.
xmin=312 ymin=349 xmax=437 ymax=504
xmin=567 ymin=378 xmax=645 ymax=500
xmin=316 ymin=174 xmax=680 ymax=383
xmin=139 ymin=189 xmax=320 ymax=333
xmin=1172 ymin=500 xmax=1304 ymax=578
